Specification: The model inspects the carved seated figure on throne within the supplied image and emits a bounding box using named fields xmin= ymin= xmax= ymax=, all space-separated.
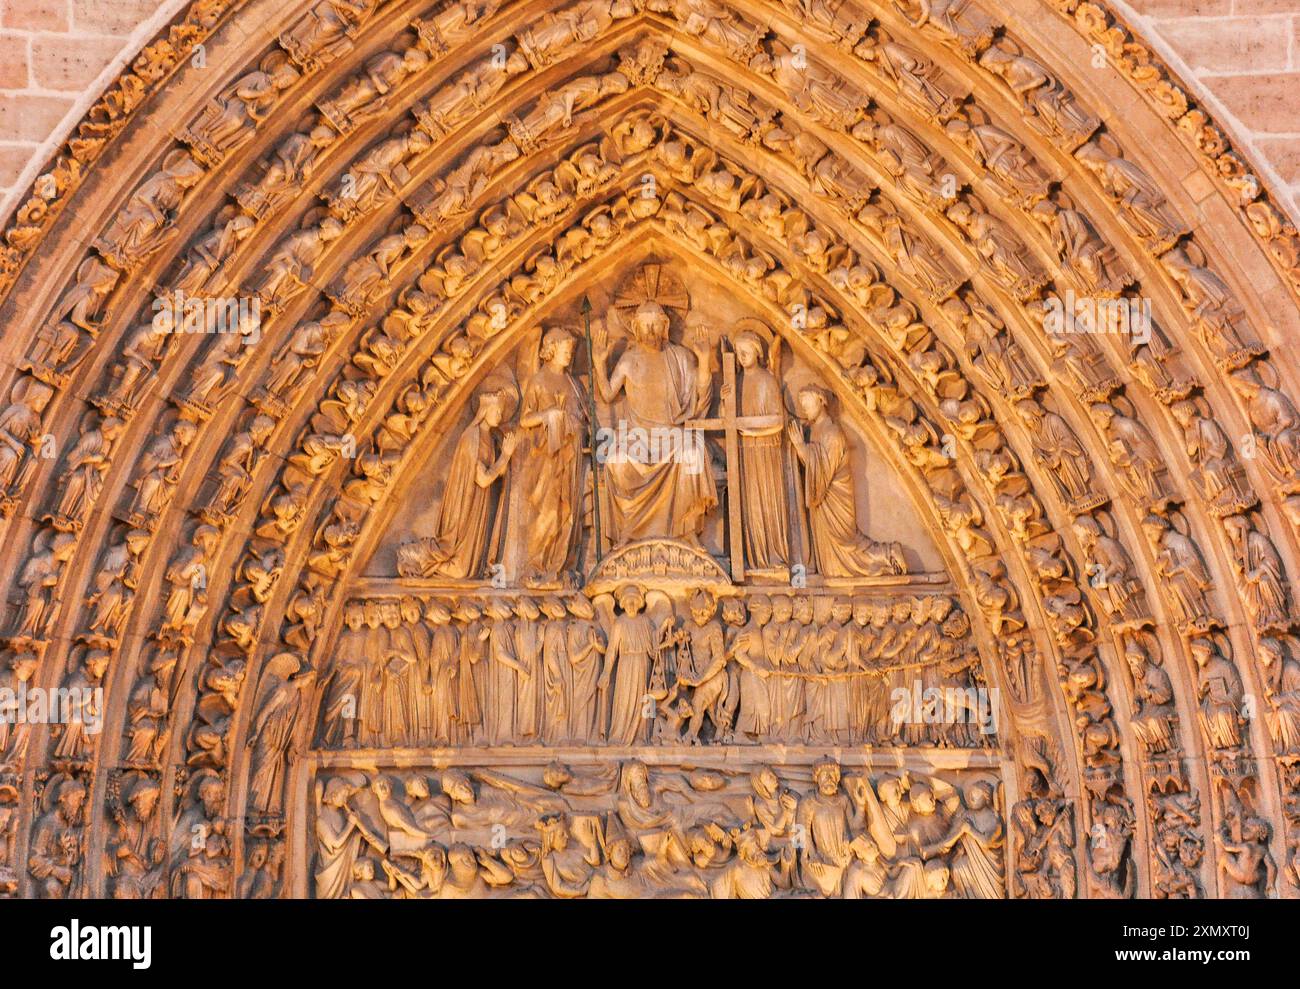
xmin=590 ymin=299 xmax=717 ymax=546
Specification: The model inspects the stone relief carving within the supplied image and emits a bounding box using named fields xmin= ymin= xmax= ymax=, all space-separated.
xmin=311 ymin=759 xmax=1003 ymax=898
xmin=0 ymin=0 xmax=1289 ymax=904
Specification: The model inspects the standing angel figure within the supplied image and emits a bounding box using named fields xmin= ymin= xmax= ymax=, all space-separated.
xmin=729 ymin=329 xmax=789 ymax=570
xmin=516 ymin=328 xmax=587 ymax=583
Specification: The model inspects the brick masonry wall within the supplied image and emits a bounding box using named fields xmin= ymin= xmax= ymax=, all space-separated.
xmin=0 ymin=0 xmax=1298 ymax=224
xmin=1121 ymin=0 xmax=1300 ymax=220
xmin=0 ymin=0 xmax=190 ymax=222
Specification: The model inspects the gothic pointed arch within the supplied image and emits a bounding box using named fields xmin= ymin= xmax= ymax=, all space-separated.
xmin=1 ymin=0 xmax=1297 ymax=901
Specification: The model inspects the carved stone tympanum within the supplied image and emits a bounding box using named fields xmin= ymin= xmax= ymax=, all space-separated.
xmin=2 ymin=0 xmax=1299 ymax=902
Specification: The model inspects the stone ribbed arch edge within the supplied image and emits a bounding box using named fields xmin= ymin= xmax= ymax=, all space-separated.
xmin=0 ymin=0 xmax=1297 ymax=313
xmin=187 ymin=188 xmax=1141 ymax=897
xmin=2 ymin=0 xmax=1289 ymax=899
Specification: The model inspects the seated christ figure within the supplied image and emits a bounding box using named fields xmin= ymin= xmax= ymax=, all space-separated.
xmin=591 ymin=301 xmax=717 ymax=544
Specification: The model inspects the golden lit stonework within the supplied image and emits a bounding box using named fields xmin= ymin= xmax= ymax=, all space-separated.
xmin=0 ymin=0 xmax=1298 ymax=901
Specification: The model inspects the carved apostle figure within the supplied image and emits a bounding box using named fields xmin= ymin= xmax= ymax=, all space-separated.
xmin=1191 ymin=637 xmax=1245 ymax=750
xmin=321 ymin=601 xmax=366 ymax=747
xmin=247 ymin=654 xmax=315 ymax=815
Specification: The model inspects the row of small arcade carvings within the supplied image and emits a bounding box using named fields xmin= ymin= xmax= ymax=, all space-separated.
xmin=317 ymin=589 xmax=990 ymax=753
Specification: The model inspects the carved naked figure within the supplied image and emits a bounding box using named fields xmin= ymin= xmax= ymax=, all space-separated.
xmin=668 ymin=589 xmax=730 ymax=744
xmin=788 ymin=386 xmax=902 ymax=576
xmin=310 ymin=761 xmax=1004 ymax=898
xmin=1217 ymin=816 xmax=1276 ymax=898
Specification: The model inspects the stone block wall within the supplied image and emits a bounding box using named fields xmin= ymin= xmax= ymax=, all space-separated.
xmin=1 ymin=0 xmax=1299 ymax=221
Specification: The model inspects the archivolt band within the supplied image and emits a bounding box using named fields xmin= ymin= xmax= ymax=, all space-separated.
xmin=0 ymin=0 xmax=1299 ymax=900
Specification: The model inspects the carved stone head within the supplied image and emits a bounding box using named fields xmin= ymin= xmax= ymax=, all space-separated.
xmin=631 ymin=301 xmax=669 ymax=349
